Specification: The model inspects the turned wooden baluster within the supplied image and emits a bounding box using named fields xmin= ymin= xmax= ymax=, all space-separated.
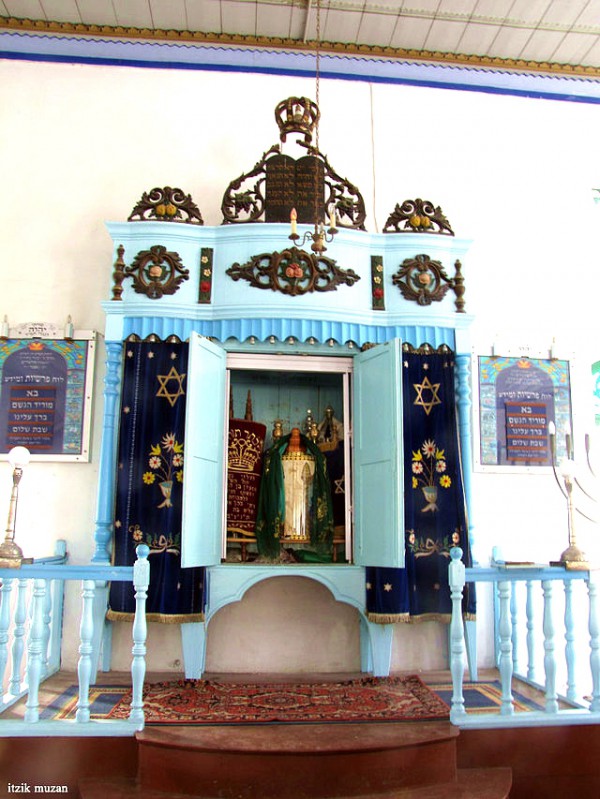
xmin=24 ymin=579 xmax=46 ymax=722
xmin=542 ymin=580 xmax=559 ymax=714
xmin=76 ymin=580 xmax=96 ymax=722
xmin=449 ymin=547 xmax=466 ymax=721
xmin=588 ymin=573 xmax=600 ymax=712
xmin=0 ymin=579 xmax=13 ymax=700
xmin=497 ymin=580 xmax=514 ymax=715
xmin=9 ymin=578 xmax=28 ymax=696
xmin=129 ymin=544 xmax=150 ymax=729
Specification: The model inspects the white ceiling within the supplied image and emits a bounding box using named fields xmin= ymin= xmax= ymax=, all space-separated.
xmin=1 ymin=0 xmax=600 ymax=74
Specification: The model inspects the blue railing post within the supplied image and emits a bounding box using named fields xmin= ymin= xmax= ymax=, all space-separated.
xmin=542 ymin=580 xmax=559 ymax=714
xmin=76 ymin=580 xmax=96 ymax=722
xmin=588 ymin=572 xmax=600 ymax=712
xmin=129 ymin=544 xmax=150 ymax=729
xmin=24 ymin=579 xmax=46 ymax=723
xmin=449 ymin=547 xmax=466 ymax=722
xmin=497 ymin=580 xmax=514 ymax=715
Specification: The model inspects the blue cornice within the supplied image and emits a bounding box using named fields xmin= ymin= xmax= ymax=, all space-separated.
xmin=2 ymin=31 xmax=600 ymax=104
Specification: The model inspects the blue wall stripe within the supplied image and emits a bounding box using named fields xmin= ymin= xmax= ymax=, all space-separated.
xmin=2 ymin=31 xmax=600 ymax=104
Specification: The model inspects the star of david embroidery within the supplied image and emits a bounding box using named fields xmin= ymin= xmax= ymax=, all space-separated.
xmin=334 ymin=476 xmax=345 ymax=494
xmin=413 ymin=376 xmax=441 ymax=416
xmin=156 ymin=366 xmax=186 ymax=407
xmin=383 ymin=583 xmax=393 ymax=592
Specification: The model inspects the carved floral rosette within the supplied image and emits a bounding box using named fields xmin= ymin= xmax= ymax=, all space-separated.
xmin=392 ymin=253 xmax=456 ymax=307
xmin=125 ymin=245 xmax=190 ymax=299
xmin=226 ymin=247 xmax=360 ymax=296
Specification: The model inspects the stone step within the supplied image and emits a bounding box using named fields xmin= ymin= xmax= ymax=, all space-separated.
xmin=356 ymin=767 xmax=512 ymax=798
xmin=79 ymin=767 xmax=512 ymax=799
xmin=136 ymin=722 xmax=460 ymax=797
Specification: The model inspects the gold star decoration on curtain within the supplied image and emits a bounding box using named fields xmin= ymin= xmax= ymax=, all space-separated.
xmin=413 ymin=376 xmax=441 ymax=416
xmin=156 ymin=366 xmax=186 ymax=407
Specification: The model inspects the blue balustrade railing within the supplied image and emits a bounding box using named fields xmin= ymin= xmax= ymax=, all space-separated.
xmin=0 ymin=542 xmax=149 ymax=737
xmin=449 ymin=547 xmax=600 ymax=728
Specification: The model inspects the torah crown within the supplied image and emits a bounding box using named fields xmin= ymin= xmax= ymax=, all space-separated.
xmin=275 ymin=97 xmax=320 ymax=144
xmin=228 ymin=429 xmax=263 ymax=471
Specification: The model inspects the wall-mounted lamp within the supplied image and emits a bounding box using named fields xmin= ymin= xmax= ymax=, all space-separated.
xmin=0 ymin=446 xmax=31 ymax=568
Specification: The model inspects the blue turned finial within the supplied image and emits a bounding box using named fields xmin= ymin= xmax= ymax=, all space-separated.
xmin=135 ymin=544 xmax=150 ymax=560
xmin=450 ymin=546 xmax=463 ymax=562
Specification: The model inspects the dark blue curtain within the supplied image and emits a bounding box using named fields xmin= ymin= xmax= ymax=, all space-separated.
xmin=366 ymin=348 xmax=475 ymax=622
xmin=108 ymin=340 xmax=205 ymax=622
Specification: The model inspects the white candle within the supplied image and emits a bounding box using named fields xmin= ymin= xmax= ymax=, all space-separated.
xmin=290 ymin=208 xmax=297 ymax=236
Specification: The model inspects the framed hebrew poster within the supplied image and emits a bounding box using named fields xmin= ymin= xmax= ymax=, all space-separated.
xmin=0 ymin=323 xmax=96 ymax=462
xmin=474 ymin=351 xmax=572 ymax=471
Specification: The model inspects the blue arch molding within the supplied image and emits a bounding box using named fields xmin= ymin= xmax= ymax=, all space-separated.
xmin=3 ymin=32 xmax=600 ymax=104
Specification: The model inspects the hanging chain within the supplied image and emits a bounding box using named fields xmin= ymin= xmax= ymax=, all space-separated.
xmin=314 ymin=0 xmax=322 ymax=225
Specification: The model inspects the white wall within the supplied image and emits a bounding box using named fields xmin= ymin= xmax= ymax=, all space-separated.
xmin=1 ymin=57 xmax=599 ymax=674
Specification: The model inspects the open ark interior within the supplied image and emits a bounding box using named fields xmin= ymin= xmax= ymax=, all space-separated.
xmin=226 ymin=366 xmax=348 ymax=564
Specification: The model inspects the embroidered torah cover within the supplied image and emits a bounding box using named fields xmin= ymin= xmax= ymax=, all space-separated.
xmin=108 ymin=340 xmax=205 ymax=622
xmin=366 ymin=349 xmax=475 ymax=622
xmin=226 ymin=419 xmax=267 ymax=538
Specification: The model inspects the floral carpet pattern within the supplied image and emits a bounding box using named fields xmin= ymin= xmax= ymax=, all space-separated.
xmin=41 ymin=678 xmax=545 ymax=724
xmin=104 ymin=676 xmax=450 ymax=724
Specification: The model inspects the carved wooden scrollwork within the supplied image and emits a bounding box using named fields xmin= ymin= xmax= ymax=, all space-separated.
xmin=128 ymin=186 xmax=204 ymax=225
xmin=125 ymin=245 xmax=189 ymax=299
xmin=392 ymin=253 xmax=465 ymax=312
xmin=383 ymin=199 xmax=454 ymax=235
xmin=221 ymin=146 xmax=279 ymax=224
xmin=221 ymin=97 xmax=366 ymax=230
xmin=226 ymin=247 xmax=360 ymax=296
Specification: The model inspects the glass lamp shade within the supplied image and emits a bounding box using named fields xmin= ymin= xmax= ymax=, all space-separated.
xmin=8 ymin=446 xmax=30 ymax=470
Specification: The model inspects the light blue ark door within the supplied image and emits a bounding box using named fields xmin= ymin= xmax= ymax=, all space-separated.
xmin=181 ymin=332 xmax=227 ymax=568
xmin=353 ymin=339 xmax=404 ymax=568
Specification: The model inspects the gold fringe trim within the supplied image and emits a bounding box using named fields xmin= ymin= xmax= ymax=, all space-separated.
xmin=366 ymin=612 xmax=410 ymax=623
xmin=106 ymin=610 xmax=204 ymax=624
xmin=367 ymin=612 xmax=476 ymax=624
xmin=2 ymin=16 xmax=600 ymax=80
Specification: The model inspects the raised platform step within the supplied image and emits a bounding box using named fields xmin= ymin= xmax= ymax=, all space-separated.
xmin=132 ymin=722 xmax=498 ymax=798
xmin=78 ymin=767 xmax=512 ymax=799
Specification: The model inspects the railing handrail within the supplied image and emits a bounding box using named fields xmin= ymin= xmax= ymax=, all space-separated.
xmin=0 ymin=564 xmax=134 ymax=581
xmin=449 ymin=546 xmax=600 ymax=729
xmin=0 ymin=543 xmax=150 ymax=736
xmin=465 ymin=564 xmax=593 ymax=584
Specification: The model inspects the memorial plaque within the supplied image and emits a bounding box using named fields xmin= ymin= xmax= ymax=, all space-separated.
xmin=0 ymin=337 xmax=95 ymax=461
xmin=477 ymin=355 xmax=571 ymax=469
xmin=265 ymin=154 xmax=325 ymax=223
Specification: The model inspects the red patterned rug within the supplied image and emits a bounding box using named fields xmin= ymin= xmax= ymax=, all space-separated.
xmin=106 ymin=676 xmax=449 ymax=725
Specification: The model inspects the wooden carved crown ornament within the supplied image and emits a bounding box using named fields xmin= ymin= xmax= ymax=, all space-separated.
xmin=122 ymin=244 xmax=190 ymax=299
xmin=392 ymin=253 xmax=466 ymax=313
xmin=226 ymin=247 xmax=360 ymax=296
xmin=220 ymin=97 xmax=366 ymax=235
xmin=128 ymin=186 xmax=204 ymax=225
xmin=383 ymin=198 xmax=454 ymax=236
